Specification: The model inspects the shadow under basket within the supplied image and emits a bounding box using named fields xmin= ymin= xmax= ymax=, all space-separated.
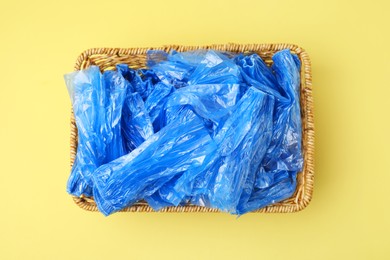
xmin=69 ymin=43 xmax=315 ymax=213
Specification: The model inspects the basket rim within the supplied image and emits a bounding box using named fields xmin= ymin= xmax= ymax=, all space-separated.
xmin=69 ymin=43 xmax=315 ymax=214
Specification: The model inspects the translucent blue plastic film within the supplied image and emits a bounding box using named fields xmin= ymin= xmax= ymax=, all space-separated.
xmin=121 ymin=92 xmax=154 ymax=153
xmin=65 ymin=66 xmax=128 ymax=196
xmin=65 ymin=67 xmax=106 ymax=196
xmin=92 ymin=109 xmax=217 ymax=215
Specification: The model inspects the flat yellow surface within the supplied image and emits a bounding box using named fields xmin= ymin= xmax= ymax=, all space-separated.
xmin=1 ymin=0 xmax=389 ymax=259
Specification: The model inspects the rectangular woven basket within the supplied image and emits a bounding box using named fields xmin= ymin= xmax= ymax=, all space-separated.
xmin=69 ymin=43 xmax=315 ymax=213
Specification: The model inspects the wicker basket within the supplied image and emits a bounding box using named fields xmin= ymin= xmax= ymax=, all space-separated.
xmin=69 ymin=43 xmax=315 ymax=213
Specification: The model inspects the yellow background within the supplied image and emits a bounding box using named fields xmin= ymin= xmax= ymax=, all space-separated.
xmin=0 ymin=0 xmax=389 ymax=259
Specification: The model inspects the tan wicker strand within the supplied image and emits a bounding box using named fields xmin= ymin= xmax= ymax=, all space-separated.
xmin=69 ymin=43 xmax=315 ymax=214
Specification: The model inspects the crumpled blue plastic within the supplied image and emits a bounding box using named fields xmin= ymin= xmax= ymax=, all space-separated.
xmin=65 ymin=48 xmax=303 ymax=216
xmin=92 ymin=108 xmax=218 ymax=215
xmin=65 ymin=66 xmax=128 ymax=196
xmin=158 ymin=83 xmax=240 ymax=134
xmin=162 ymin=87 xmax=275 ymax=213
xmin=121 ymin=92 xmax=154 ymax=153
xmin=102 ymin=70 xmax=128 ymax=163
xmin=250 ymin=50 xmax=303 ymax=202
xmin=144 ymin=82 xmax=174 ymax=131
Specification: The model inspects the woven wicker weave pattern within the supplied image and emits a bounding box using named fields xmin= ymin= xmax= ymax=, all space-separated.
xmin=70 ymin=43 xmax=314 ymax=213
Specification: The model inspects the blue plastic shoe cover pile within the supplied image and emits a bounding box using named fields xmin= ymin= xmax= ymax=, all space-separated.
xmin=65 ymin=49 xmax=303 ymax=216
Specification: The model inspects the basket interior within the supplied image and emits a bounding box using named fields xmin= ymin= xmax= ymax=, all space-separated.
xmin=70 ymin=44 xmax=314 ymax=213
